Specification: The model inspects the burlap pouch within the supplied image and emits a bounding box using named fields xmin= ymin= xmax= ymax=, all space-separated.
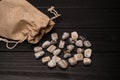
xmin=0 ymin=0 xmax=60 ymax=49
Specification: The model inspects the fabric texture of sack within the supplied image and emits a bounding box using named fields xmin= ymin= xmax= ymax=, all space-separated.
xmin=0 ymin=0 xmax=60 ymax=49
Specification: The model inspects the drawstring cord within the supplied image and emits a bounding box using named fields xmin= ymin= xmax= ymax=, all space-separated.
xmin=0 ymin=37 xmax=26 ymax=49
xmin=0 ymin=6 xmax=60 ymax=49
xmin=48 ymin=6 xmax=61 ymax=20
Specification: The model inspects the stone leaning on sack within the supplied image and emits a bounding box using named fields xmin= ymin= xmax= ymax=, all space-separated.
xmin=51 ymin=33 xmax=58 ymax=41
xmin=42 ymin=41 xmax=51 ymax=48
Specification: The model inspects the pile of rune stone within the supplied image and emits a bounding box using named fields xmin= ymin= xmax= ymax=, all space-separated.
xmin=34 ymin=31 xmax=92 ymax=69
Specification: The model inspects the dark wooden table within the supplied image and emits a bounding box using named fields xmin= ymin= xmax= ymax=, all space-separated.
xmin=0 ymin=0 xmax=120 ymax=80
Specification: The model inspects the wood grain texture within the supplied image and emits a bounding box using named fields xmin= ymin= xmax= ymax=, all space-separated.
xmin=0 ymin=0 xmax=120 ymax=80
